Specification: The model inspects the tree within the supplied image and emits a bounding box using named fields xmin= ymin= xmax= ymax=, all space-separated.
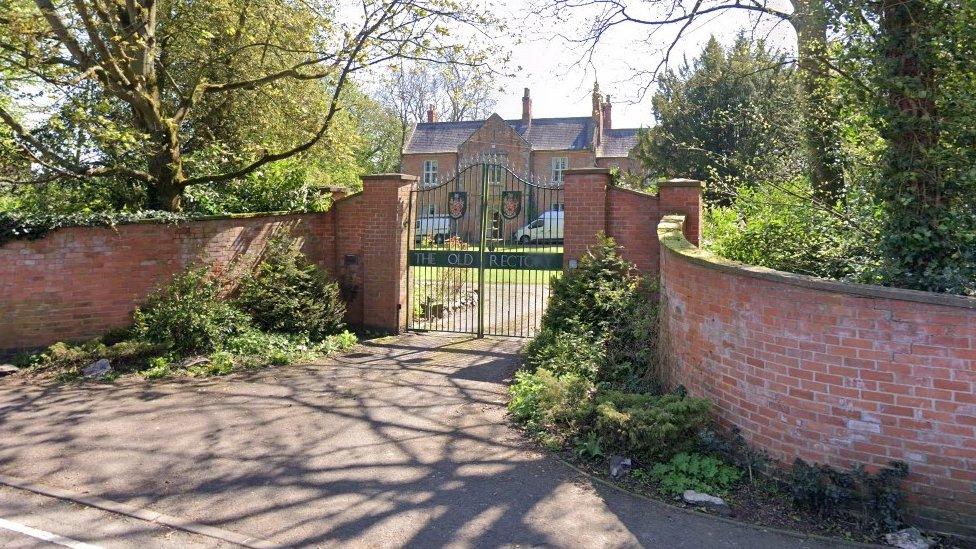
xmin=344 ymin=88 xmax=402 ymax=174
xmin=530 ymin=0 xmax=843 ymax=201
xmin=0 ymin=0 xmax=503 ymax=210
xmin=831 ymin=0 xmax=976 ymax=293
xmin=378 ymin=56 xmax=503 ymax=155
xmin=637 ymin=36 xmax=804 ymax=204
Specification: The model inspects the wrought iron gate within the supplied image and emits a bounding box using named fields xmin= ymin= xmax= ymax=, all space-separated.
xmin=406 ymin=157 xmax=564 ymax=337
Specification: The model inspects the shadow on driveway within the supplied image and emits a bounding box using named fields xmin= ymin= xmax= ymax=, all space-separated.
xmin=0 ymin=334 xmax=835 ymax=547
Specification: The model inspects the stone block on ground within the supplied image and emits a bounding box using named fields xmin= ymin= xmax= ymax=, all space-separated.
xmin=885 ymin=527 xmax=934 ymax=549
xmin=682 ymin=490 xmax=731 ymax=516
xmin=83 ymin=359 xmax=112 ymax=378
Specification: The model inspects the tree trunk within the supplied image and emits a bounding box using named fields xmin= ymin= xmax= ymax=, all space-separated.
xmin=146 ymin=136 xmax=186 ymax=211
xmin=793 ymin=0 xmax=844 ymax=204
xmin=879 ymin=0 xmax=940 ymax=206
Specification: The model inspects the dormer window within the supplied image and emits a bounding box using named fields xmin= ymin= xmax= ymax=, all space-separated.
xmin=422 ymin=159 xmax=438 ymax=186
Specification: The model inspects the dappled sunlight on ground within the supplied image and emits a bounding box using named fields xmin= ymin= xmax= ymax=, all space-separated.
xmin=0 ymin=334 xmax=835 ymax=547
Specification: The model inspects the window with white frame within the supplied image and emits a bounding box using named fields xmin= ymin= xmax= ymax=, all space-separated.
xmin=422 ymin=159 xmax=438 ymax=186
xmin=550 ymin=156 xmax=568 ymax=183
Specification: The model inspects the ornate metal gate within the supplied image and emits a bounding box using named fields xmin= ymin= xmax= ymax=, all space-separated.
xmin=406 ymin=157 xmax=564 ymax=337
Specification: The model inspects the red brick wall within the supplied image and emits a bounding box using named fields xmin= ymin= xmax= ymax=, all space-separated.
xmin=563 ymin=170 xmax=702 ymax=272
xmin=0 ymin=213 xmax=336 ymax=352
xmin=0 ymin=177 xmax=414 ymax=352
xmin=607 ymin=187 xmax=660 ymax=273
xmin=657 ymin=215 xmax=976 ymax=539
xmin=563 ymin=168 xmax=609 ymax=269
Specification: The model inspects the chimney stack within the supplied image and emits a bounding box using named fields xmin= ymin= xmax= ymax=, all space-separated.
xmin=522 ymin=88 xmax=532 ymax=124
xmin=592 ymin=81 xmax=602 ymax=146
xmin=426 ymin=105 xmax=436 ymax=123
xmin=601 ymin=95 xmax=612 ymax=130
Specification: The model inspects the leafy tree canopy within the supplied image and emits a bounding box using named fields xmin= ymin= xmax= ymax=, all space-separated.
xmin=637 ymin=35 xmax=804 ymax=205
xmin=0 ymin=0 xmax=505 ymax=211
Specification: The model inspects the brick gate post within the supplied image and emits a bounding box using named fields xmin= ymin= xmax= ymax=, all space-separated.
xmin=657 ymin=178 xmax=703 ymax=246
xmin=360 ymin=174 xmax=416 ymax=333
xmin=563 ymin=167 xmax=611 ymax=269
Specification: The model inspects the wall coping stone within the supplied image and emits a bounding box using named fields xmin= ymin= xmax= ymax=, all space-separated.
xmin=564 ymin=167 xmax=611 ymax=176
xmin=659 ymin=178 xmax=702 ymax=188
xmin=608 ymin=185 xmax=655 ymax=199
xmin=658 ymin=214 xmax=976 ymax=310
xmin=361 ymin=173 xmax=418 ymax=181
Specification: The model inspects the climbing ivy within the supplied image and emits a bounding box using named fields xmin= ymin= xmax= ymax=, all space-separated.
xmin=0 ymin=210 xmax=189 ymax=247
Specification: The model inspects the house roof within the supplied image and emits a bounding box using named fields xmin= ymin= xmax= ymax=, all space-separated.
xmin=403 ymin=116 xmax=639 ymax=157
xmin=600 ymin=128 xmax=640 ymax=157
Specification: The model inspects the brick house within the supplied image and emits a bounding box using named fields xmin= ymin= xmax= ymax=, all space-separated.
xmin=400 ymin=83 xmax=640 ymax=187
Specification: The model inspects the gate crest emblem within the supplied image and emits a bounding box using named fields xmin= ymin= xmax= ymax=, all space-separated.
xmin=448 ymin=192 xmax=467 ymax=219
xmin=501 ymin=190 xmax=522 ymax=219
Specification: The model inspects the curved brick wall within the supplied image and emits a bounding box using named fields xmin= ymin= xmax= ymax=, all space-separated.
xmin=657 ymin=215 xmax=976 ymax=538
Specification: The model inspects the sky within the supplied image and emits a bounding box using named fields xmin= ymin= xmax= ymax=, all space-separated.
xmin=488 ymin=0 xmax=796 ymax=128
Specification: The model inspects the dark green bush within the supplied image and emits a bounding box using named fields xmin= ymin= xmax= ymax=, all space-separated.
xmin=704 ymin=179 xmax=866 ymax=280
xmin=522 ymin=328 xmax=603 ymax=379
xmin=790 ymin=458 xmax=909 ymax=532
xmin=510 ymin=235 xmax=693 ymax=459
xmin=527 ymin=234 xmax=659 ymax=388
xmin=593 ymin=391 xmax=711 ymax=461
xmin=236 ymin=234 xmax=345 ymax=340
xmin=133 ymin=268 xmax=251 ymax=355
xmin=540 ymin=233 xmax=638 ymax=336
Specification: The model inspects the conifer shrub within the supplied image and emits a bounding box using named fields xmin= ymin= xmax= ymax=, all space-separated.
xmin=133 ymin=268 xmax=250 ymax=355
xmin=236 ymin=233 xmax=345 ymax=339
xmin=593 ymin=391 xmax=711 ymax=461
xmin=509 ymin=235 xmax=708 ymax=461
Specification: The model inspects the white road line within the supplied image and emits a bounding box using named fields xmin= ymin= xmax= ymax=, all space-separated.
xmin=0 ymin=517 xmax=104 ymax=549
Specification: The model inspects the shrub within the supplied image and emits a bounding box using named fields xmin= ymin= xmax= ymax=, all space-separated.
xmin=139 ymin=357 xmax=172 ymax=379
xmin=237 ymin=234 xmax=345 ymax=340
xmin=133 ymin=268 xmax=251 ymax=355
xmin=526 ymin=234 xmax=659 ymax=388
xmin=704 ymin=179 xmax=865 ymax=280
xmin=541 ymin=234 xmax=637 ymax=336
xmin=574 ymin=431 xmax=605 ymax=460
xmin=224 ymin=328 xmax=356 ymax=367
xmin=522 ymin=328 xmax=603 ymax=379
xmin=651 ymin=452 xmax=742 ymax=495
xmin=593 ymin=391 xmax=711 ymax=461
xmin=512 ymin=236 xmax=684 ymax=459
xmin=21 ymin=338 xmax=157 ymax=375
xmin=507 ymin=368 xmax=595 ymax=443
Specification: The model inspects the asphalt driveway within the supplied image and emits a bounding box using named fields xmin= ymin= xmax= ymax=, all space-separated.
xmin=0 ymin=334 xmax=839 ymax=547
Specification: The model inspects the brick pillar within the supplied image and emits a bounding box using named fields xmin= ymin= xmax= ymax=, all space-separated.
xmin=360 ymin=174 xmax=415 ymax=332
xmin=563 ymin=167 xmax=611 ymax=269
xmin=658 ymin=178 xmax=703 ymax=246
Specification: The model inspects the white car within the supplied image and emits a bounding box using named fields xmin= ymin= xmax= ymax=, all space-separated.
xmin=513 ymin=211 xmax=564 ymax=244
xmin=415 ymin=215 xmax=450 ymax=244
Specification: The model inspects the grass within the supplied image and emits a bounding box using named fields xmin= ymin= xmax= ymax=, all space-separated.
xmin=412 ymin=243 xmax=564 ymax=254
xmin=409 ymin=267 xmax=562 ymax=284
xmin=409 ymin=243 xmax=564 ymax=284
